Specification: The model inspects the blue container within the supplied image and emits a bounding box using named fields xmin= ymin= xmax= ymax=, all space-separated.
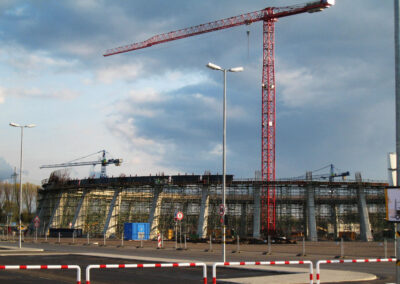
xmin=124 ymin=223 xmax=150 ymax=240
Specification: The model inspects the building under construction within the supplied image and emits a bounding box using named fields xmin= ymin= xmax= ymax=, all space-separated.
xmin=32 ymin=171 xmax=389 ymax=242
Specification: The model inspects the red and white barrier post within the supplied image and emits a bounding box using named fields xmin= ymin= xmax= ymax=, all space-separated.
xmin=157 ymin=232 xmax=162 ymax=249
xmin=316 ymin=258 xmax=395 ymax=284
xmin=0 ymin=264 xmax=81 ymax=284
xmin=85 ymin=262 xmax=207 ymax=284
xmin=212 ymin=260 xmax=313 ymax=284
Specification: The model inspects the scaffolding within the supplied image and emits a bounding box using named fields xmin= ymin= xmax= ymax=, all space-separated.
xmin=33 ymin=174 xmax=389 ymax=241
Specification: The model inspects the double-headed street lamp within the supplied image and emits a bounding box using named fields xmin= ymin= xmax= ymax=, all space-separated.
xmin=206 ymin=62 xmax=243 ymax=262
xmin=9 ymin=122 xmax=36 ymax=249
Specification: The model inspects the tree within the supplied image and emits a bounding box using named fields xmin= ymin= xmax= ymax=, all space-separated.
xmin=23 ymin=183 xmax=39 ymax=214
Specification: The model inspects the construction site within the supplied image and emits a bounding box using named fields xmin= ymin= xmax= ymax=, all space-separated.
xmin=31 ymin=0 xmax=391 ymax=243
xmin=33 ymin=169 xmax=389 ymax=242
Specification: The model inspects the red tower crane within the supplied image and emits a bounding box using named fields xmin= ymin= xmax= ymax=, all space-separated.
xmin=104 ymin=0 xmax=335 ymax=235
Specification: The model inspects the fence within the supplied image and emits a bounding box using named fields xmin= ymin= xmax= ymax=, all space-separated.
xmin=85 ymin=262 xmax=207 ymax=284
xmin=316 ymin=258 xmax=395 ymax=284
xmin=212 ymin=260 xmax=313 ymax=284
xmin=0 ymin=264 xmax=81 ymax=284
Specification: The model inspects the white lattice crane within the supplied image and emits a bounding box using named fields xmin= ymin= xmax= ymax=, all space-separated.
xmin=40 ymin=150 xmax=122 ymax=178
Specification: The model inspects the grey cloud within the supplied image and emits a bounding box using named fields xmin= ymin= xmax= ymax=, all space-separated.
xmin=0 ymin=157 xmax=14 ymax=181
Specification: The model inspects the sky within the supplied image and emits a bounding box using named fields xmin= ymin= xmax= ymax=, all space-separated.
xmin=0 ymin=0 xmax=395 ymax=184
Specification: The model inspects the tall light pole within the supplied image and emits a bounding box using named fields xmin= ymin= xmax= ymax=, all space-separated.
xmin=9 ymin=122 xmax=36 ymax=249
xmin=206 ymin=62 xmax=243 ymax=262
xmin=394 ymin=1 xmax=400 ymax=283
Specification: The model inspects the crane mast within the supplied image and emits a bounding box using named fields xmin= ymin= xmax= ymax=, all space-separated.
xmin=104 ymin=0 xmax=334 ymax=235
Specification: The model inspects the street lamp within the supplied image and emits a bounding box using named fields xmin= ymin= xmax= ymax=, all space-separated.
xmin=9 ymin=122 xmax=36 ymax=249
xmin=206 ymin=62 xmax=243 ymax=262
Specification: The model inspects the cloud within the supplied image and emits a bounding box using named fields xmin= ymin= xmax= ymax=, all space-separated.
xmin=0 ymin=45 xmax=79 ymax=74
xmin=0 ymin=87 xmax=5 ymax=104
xmin=0 ymin=157 xmax=13 ymax=181
xmin=7 ymin=87 xmax=80 ymax=100
xmin=95 ymin=63 xmax=143 ymax=84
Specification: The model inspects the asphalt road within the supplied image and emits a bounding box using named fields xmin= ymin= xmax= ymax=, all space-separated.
xmin=0 ymin=254 xmax=282 ymax=284
xmin=0 ymin=240 xmax=396 ymax=283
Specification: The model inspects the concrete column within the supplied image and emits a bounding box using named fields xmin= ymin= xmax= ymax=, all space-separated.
xmin=102 ymin=189 xmax=120 ymax=237
xmin=331 ymin=203 xmax=338 ymax=239
xmin=74 ymin=191 xmax=90 ymax=232
xmin=197 ymin=186 xmax=209 ymax=238
xmin=306 ymin=172 xmax=318 ymax=241
xmin=71 ymin=190 xmax=87 ymax=229
xmin=148 ymin=187 xmax=163 ymax=239
xmin=240 ymin=203 xmax=247 ymax=237
xmin=253 ymin=186 xmax=261 ymax=239
xmin=45 ymin=192 xmax=63 ymax=234
xmin=355 ymin=172 xmax=373 ymax=241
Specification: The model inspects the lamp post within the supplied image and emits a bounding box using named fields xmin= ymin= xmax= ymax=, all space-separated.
xmin=206 ymin=62 xmax=243 ymax=262
xmin=9 ymin=122 xmax=36 ymax=249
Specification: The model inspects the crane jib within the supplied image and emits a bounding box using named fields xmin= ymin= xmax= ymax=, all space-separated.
xmin=103 ymin=1 xmax=333 ymax=57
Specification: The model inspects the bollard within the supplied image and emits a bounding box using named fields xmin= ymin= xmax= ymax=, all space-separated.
xmin=120 ymin=232 xmax=124 ymax=247
xmin=72 ymin=231 xmax=75 ymax=244
xmin=157 ymin=233 xmax=162 ymax=249
xmin=205 ymin=234 xmax=213 ymax=252
xmin=179 ymin=222 xmax=182 ymax=249
xmin=87 ymin=232 xmax=90 ymax=245
xmin=45 ymin=231 xmax=47 ymax=242
xmin=384 ymin=238 xmax=388 ymax=259
xmin=103 ymin=233 xmax=106 ymax=246
xmin=161 ymin=232 xmax=164 ymax=248
xmin=341 ymin=238 xmax=344 ymax=258
xmin=140 ymin=239 xmax=143 ymax=248
xmin=269 ymin=235 xmax=272 ymax=254
xmin=184 ymin=233 xmax=187 ymax=250
xmin=58 ymin=232 xmax=61 ymax=244
xmin=335 ymin=237 xmax=345 ymax=259
xmin=175 ymin=224 xmax=177 ymax=249
xmin=263 ymin=235 xmax=272 ymax=255
xmin=234 ymin=236 xmax=240 ymax=253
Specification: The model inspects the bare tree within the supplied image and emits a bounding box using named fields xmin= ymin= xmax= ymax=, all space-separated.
xmin=23 ymin=183 xmax=38 ymax=214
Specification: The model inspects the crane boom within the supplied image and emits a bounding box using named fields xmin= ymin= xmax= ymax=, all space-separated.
xmin=104 ymin=0 xmax=334 ymax=235
xmin=104 ymin=0 xmax=334 ymax=57
xmin=40 ymin=150 xmax=122 ymax=178
xmin=39 ymin=160 xmax=121 ymax=168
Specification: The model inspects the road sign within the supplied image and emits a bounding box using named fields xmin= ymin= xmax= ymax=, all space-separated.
xmin=219 ymin=204 xmax=225 ymax=216
xmin=176 ymin=211 xmax=184 ymax=221
xmin=385 ymin=188 xmax=400 ymax=221
xmin=34 ymin=216 xmax=40 ymax=228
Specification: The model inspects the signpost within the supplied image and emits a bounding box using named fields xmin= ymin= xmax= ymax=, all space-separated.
xmin=175 ymin=211 xmax=184 ymax=249
xmin=33 ymin=216 xmax=40 ymax=242
xmin=219 ymin=204 xmax=225 ymax=224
